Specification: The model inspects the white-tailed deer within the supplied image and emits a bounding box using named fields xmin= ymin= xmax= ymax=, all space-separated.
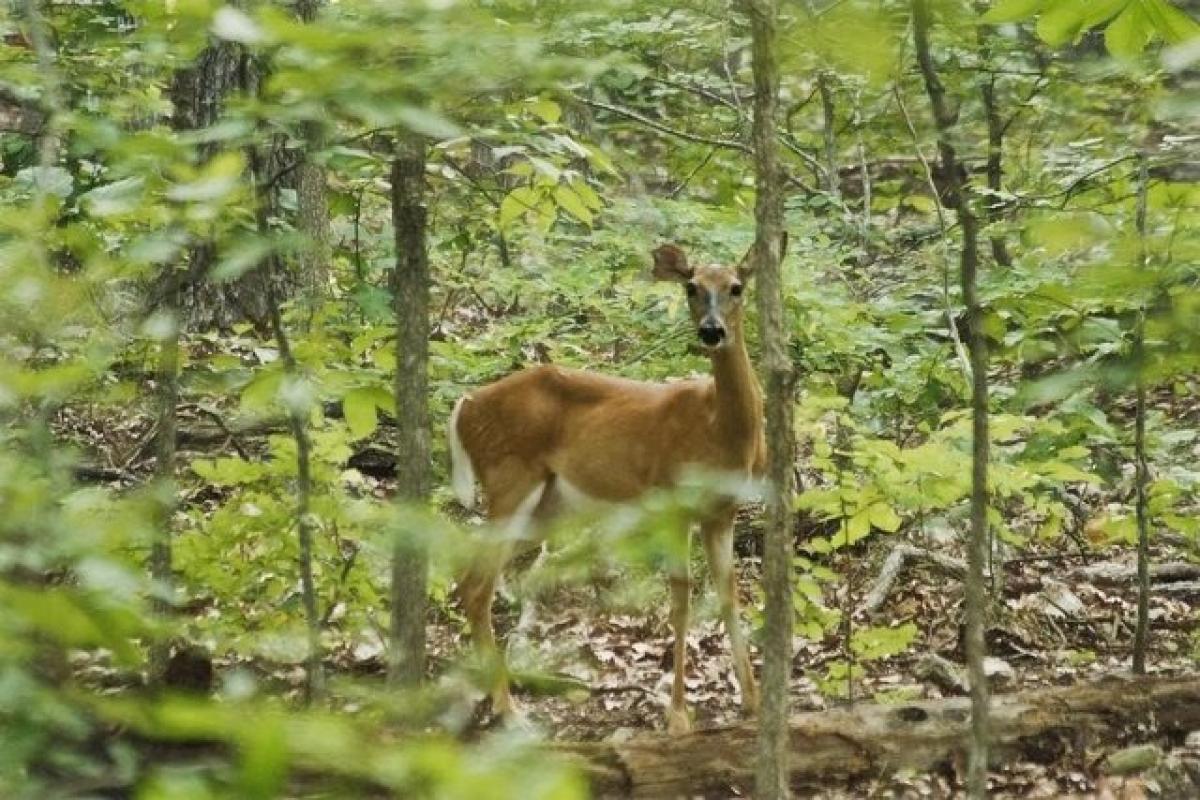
xmin=448 ymin=237 xmax=784 ymax=734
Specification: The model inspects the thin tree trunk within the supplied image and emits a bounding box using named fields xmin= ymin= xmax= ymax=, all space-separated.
xmin=267 ymin=275 xmax=324 ymax=702
xmin=21 ymin=0 xmax=61 ymax=174
xmin=1132 ymin=151 xmax=1151 ymax=674
xmin=912 ymin=1 xmax=991 ymax=796
xmin=818 ymin=72 xmax=840 ymax=202
xmin=974 ymin=11 xmax=1012 ymax=267
xmin=248 ymin=145 xmax=324 ymax=702
xmin=388 ymin=136 xmax=431 ymax=687
xmin=148 ymin=271 xmax=181 ymax=681
xmin=294 ymin=0 xmax=330 ymax=311
xmin=745 ymin=1 xmax=795 ymax=797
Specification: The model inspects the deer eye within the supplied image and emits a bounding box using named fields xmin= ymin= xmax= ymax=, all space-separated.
xmin=685 ymin=282 xmax=698 ymax=297
xmin=730 ymin=283 xmax=743 ymax=297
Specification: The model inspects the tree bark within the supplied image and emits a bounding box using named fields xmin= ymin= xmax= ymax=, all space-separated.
xmin=554 ymin=674 xmax=1200 ymax=798
xmin=293 ymin=0 xmax=330 ymax=311
xmin=147 ymin=271 xmax=181 ymax=681
xmin=165 ymin=44 xmax=295 ymax=331
xmin=744 ymin=1 xmax=795 ymax=797
xmin=248 ymin=142 xmax=325 ymax=702
xmin=388 ymin=136 xmax=431 ymax=686
xmin=818 ymin=72 xmax=840 ymax=202
xmin=1132 ymin=151 xmax=1151 ymax=674
xmin=974 ymin=12 xmax=1012 ymax=268
xmin=911 ymin=1 xmax=991 ymax=796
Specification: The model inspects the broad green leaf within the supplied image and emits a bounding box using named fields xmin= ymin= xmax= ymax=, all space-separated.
xmin=528 ymin=97 xmax=562 ymax=124
xmin=241 ymin=367 xmax=283 ymax=412
xmin=16 ymin=165 xmax=73 ymax=198
xmin=1140 ymin=0 xmax=1200 ymax=44
xmin=868 ymin=503 xmax=902 ymax=533
xmin=584 ymin=145 xmax=619 ymax=176
xmin=395 ymin=107 xmax=462 ymax=139
xmin=981 ymin=0 xmax=1047 ymax=24
xmin=1106 ymin=2 xmax=1155 ymax=57
xmin=1078 ymin=0 xmax=1131 ymax=31
xmin=80 ymin=177 xmax=144 ymax=217
xmin=1037 ymin=0 xmax=1089 ymax=45
xmin=343 ymin=387 xmax=379 ymax=438
xmin=553 ymin=185 xmax=594 ymax=225
xmin=499 ymin=186 xmax=540 ymax=229
xmin=211 ymin=238 xmax=273 ymax=282
xmin=906 ymin=195 xmax=937 ymax=214
xmin=570 ymin=178 xmax=604 ymax=211
xmin=851 ymin=623 xmax=919 ymax=661
xmin=366 ymin=384 xmax=396 ymax=416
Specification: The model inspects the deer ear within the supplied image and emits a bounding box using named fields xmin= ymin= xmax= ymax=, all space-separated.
xmin=737 ymin=231 xmax=788 ymax=282
xmin=651 ymin=244 xmax=693 ymax=282
xmin=736 ymin=242 xmax=757 ymax=282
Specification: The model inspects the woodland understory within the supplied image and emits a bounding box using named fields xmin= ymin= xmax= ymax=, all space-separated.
xmin=3 ymin=0 xmax=1200 ymax=798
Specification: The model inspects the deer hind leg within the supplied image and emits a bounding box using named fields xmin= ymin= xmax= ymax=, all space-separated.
xmin=666 ymin=526 xmax=692 ymax=735
xmin=702 ymin=509 xmax=759 ymax=715
xmin=456 ymin=468 xmax=548 ymax=718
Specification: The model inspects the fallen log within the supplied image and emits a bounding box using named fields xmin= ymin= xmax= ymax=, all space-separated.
xmin=1072 ymin=560 xmax=1200 ymax=586
xmin=553 ymin=673 xmax=1200 ymax=797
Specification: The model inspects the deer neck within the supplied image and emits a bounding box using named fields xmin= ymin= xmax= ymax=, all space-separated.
xmin=708 ymin=329 xmax=762 ymax=451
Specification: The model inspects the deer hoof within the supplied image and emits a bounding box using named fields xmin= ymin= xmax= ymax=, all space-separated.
xmin=665 ymin=707 xmax=692 ymax=736
xmin=741 ymin=685 xmax=760 ymax=716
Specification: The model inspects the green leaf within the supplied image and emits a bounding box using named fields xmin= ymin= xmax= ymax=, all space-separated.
xmin=16 ymin=165 xmax=73 ymax=198
xmin=211 ymin=238 xmax=273 ymax=282
xmin=906 ymin=195 xmax=937 ymax=214
xmin=343 ymin=387 xmax=379 ymax=438
xmin=1079 ymin=0 xmax=1131 ymax=30
xmin=570 ymin=178 xmax=604 ymax=211
xmin=241 ymin=367 xmax=283 ymax=412
xmin=395 ymin=107 xmax=462 ymax=139
xmin=499 ymin=186 xmax=540 ymax=229
xmin=553 ymin=185 xmax=594 ymax=225
xmin=1140 ymin=0 xmax=1200 ymax=45
xmin=1037 ymin=0 xmax=1089 ymax=45
xmin=528 ymin=97 xmax=562 ymax=124
xmin=868 ymin=503 xmax=902 ymax=533
xmin=981 ymin=0 xmax=1046 ymax=24
xmin=851 ymin=623 xmax=919 ymax=661
xmin=1105 ymin=2 xmax=1153 ymax=57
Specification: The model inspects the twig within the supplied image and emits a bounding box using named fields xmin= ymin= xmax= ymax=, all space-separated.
xmin=858 ymin=543 xmax=967 ymax=615
xmin=184 ymin=403 xmax=251 ymax=459
xmin=669 ymin=147 xmax=718 ymax=198
xmin=574 ymin=94 xmax=820 ymax=195
xmin=574 ymin=95 xmax=750 ymax=153
xmin=892 ymin=84 xmax=972 ymax=383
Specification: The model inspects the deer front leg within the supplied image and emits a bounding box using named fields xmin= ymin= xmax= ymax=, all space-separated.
xmin=457 ymin=544 xmax=516 ymax=716
xmin=666 ymin=568 xmax=692 ymax=735
xmin=702 ymin=511 xmax=758 ymax=715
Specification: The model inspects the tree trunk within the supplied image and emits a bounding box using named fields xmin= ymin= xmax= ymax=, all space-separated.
xmin=974 ymin=12 xmax=1012 ymax=268
xmin=1132 ymin=151 xmax=1151 ymax=674
xmin=911 ymin=1 xmax=991 ymax=796
xmin=248 ymin=139 xmax=325 ymax=702
xmin=293 ymin=0 xmax=330 ymax=311
xmin=388 ymin=136 xmax=431 ymax=686
xmin=165 ymin=44 xmax=291 ymax=331
xmin=818 ymin=71 xmax=840 ymax=202
xmin=555 ymin=674 xmax=1200 ymax=797
xmin=744 ymin=1 xmax=795 ymax=797
xmin=147 ymin=270 xmax=180 ymax=681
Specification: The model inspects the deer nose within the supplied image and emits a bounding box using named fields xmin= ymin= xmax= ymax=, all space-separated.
xmin=698 ymin=322 xmax=726 ymax=346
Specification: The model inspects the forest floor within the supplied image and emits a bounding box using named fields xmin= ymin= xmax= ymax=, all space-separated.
xmin=445 ymin=531 xmax=1199 ymax=797
xmin=57 ymin=398 xmax=1200 ymax=799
